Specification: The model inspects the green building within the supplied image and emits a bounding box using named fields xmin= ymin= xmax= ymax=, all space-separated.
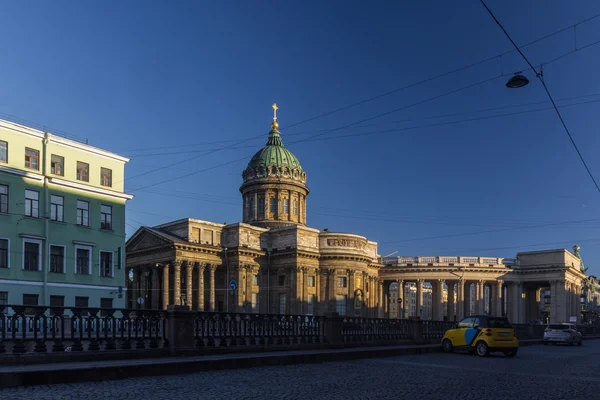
xmin=0 ymin=118 xmax=132 ymax=308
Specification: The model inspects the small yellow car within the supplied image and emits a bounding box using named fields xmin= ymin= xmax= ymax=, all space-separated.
xmin=441 ymin=315 xmax=519 ymax=357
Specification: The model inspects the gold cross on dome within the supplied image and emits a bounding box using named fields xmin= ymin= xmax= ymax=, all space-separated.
xmin=272 ymin=103 xmax=278 ymax=121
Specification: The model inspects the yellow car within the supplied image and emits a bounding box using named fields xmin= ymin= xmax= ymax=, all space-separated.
xmin=441 ymin=315 xmax=519 ymax=357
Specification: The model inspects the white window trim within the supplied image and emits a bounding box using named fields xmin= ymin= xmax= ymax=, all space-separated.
xmin=49 ymin=244 xmax=66 ymax=274
xmin=99 ymin=249 xmax=114 ymax=278
xmin=0 ymin=237 xmax=10 ymax=269
xmin=74 ymin=244 xmax=92 ymax=275
xmin=22 ymin=238 xmax=42 ymax=271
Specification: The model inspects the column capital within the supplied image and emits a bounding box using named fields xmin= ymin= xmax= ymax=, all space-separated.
xmin=197 ymin=262 xmax=207 ymax=271
xmin=437 ymin=279 xmax=445 ymax=284
xmin=497 ymin=280 xmax=504 ymax=286
xmin=208 ymin=264 xmax=218 ymax=272
xmin=172 ymin=260 xmax=183 ymax=268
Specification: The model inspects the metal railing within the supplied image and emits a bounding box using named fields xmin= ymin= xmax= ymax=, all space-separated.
xmin=193 ymin=313 xmax=323 ymax=347
xmin=422 ymin=320 xmax=455 ymax=340
xmin=0 ymin=305 xmax=166 ymax=354
xmin=341 ymin=317 xmax=411 ymax=342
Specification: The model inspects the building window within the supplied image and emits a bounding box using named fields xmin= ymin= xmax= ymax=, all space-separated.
xmin=75 ymin=247 xmax=91 ymax=275
xmin=278 ymin=275 xmax=285 ymax=287
xmin=50 ymin=295 xmax=64 ymax=308
xmin=25 ymin=189 xmax=39 ymax=218
xmin=0 ymin=184 xmax=7 ymax=214
xmin=292 ymin=199 xmax=298 ymax=216
xmin=50 ymin=195 xmax=64 ymax=222
xmin=100 ymin=167 xmax=112 ymax=187
xmin=23 ymin=294 xmax=39 ymax=306
xmin=75 ymin=296 xmax=89 ymax=309
xmin=252 ymin=275 xmax=259 ymax=286
xmin=23 ymin=240 xmax=41 ymax=271
xmin=100 ymin=298 xmax=113 ymax=316
xmin=307 ymin=276 xmax=315 ymax=287
xmin=100 ymin=251 xmax=113 ymax=277
xmin=307 ymin=294 xmax=316 ymax=315
xmin=51 ymin=155 xmax=64 ymax=176
xmin=0 ymin=239 xmax=8 ymax=268
xmin=0 ymin=291 xmax=7 ymax=307
xmin=0 ymin=141 xmax=7 ymax=163
xmin=257 ymin=197 xmax=265 ymax=216
xmin=248 ymin=197 xmax=255 ymax=219
xmin=251 ymin=293 xmax=259 ymax=313
xmin=76 ymin=161 xmax=89 ymax=182
xmin=282 ymin=198 xmax=289 ymax=214
xmin=77 ymin=200 xmax=89 ymax=226
xmin=336 ymin=295 xmax=347 ymax=316
xmin=50 ymin=245 xmax=65 ymax=273
xmin=100 ymin=205 xmax=112 ymax=230
xmin=269 ymin=198 xmax=277 ymax=213
xmin=25 ymin=148 xmax=39 ymax=170
xmin=279 ymin=293 xmax=286 ymax=315
xmin=337 ymin=276 xmax=348 ymax=288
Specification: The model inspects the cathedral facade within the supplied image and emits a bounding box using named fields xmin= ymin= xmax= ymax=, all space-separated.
xmin=126 ymin=105 xmax=382 ymax=317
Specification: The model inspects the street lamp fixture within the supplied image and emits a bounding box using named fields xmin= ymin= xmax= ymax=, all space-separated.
xmin=506 ymin=72 xmax=529 ymax=89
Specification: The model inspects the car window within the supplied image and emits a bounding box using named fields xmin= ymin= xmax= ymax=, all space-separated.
xmin=548 ymin=324 xmax=568 ymax=330
xmin=473 ymin=318 xmax=481 ymax=327
xmin=488 ymin=318 xmax=512 ymax=328
xmin=457 ymin=317 xmax=475 ymax=328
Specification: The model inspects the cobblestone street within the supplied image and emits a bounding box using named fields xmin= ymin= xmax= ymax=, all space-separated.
xmin=2 ymin=341 xmax=600 ymax=399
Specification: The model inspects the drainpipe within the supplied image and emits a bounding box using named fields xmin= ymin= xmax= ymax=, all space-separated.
xmin=43 ymin=133 xmax=49 ymax=305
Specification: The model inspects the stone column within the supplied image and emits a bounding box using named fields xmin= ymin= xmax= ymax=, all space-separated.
xmin=456 ymin=280 xmax=465 ymax=320
xmin=397 ymin=280 xmax=404 ymax=319
xmin=315 ymin=269 xmax=321 ymax=315
xmin=416 ymin=279 xmax=424 ymax=318
xmin=328 ymin=269 xmax=336 ymax=314
xmin=347 ymin=269 xmax=354 ymax=316
xmin=496 ymin=281 xmax=503 ymax=317
xmin=162 ymin=264 xmax=170 ymax=310
xmin=434 ymin=279 xmax=444 ymax=321
xmin=186 ymin=262 xmax=193 ymax=308
xmin=378 ymin=280 xmax=384 ymax=318
xmin=209 ymin=264 xmax=216 ymax=312
xmin=575 ymin=284 xmax=581 ymax=323
xmin=197 ymin=263 xmax=206 ymax=311
xmin=173 ymin=261 xmax=182 ymax=306
xmin=246 ymin=266 xmax=254 ymax=313
xmin=477 ymin=280 xmax=484 ymax=314
xmin=151 ymin=268 xmax=159 ymax=309
xmin=447 ymin=281 xmax=455 ymax=321
xmin=296 ymin=267 xmax=304 ymax=315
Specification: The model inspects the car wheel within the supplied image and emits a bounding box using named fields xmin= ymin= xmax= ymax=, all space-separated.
xmin=442 ymin=339 xmax=453 ymax=353
xmin=578 ymin=338 xmax=583 ymax=346
xmin=476 ymin=341 xmax=489 ymax=357
xmin=504 ymin=349 xmax=518 ymax=358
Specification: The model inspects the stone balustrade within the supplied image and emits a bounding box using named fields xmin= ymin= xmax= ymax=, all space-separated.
xmin=381 ymin=256 xmax=517 ymax=266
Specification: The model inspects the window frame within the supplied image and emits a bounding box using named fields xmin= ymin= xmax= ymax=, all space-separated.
xmin=0 ymin=184 xmax=7 ymax=214
xmin=74 ymin=245 xmax=92 ymax=275
xmin=269 ymin=197 xmax=277 ymax=213
xmin=50 ymin=154 xmax=64 ymax=176
xmin=100 ymin=167 xmax=112 ymax=187
xmin=25 ymin=189 xmax=40 ymax=218
xmin=49 ymin=244 xmax=66 ymax=274
xmin=22 ymin=238 xmax=42 ymax=271
xmin=335 ymin=294 xmax=347 ymax=316
xmin=23 ymin=293 xmax=39 ymax=306
xmin=100 ymin=204 xmax=112 ymax=230
xmin=0 ymin=237 xmax=9 ymax=269
xmin=50 ymin=195 xmax=64 ymax=222
xmin=292 ymin=199 xmax=298 ymax=216
xmin=50 ymin=295 xmax=65 ymax=308
xmin=307 ymin=275 xmax=315 ymax=287
xmin=24 ymin=147 xmax=40 ymax=170
xmin=0 ymin=140 xmax=7 ymax=163
xmin=76 ymin=200 xmax=90 ymax=226
xmin=0 ymin=291 xmax=8 ymax=306
xmin=76 ymin=161 xmax=89 ymax=182
xmin=337 ymin=276 xmax=348 ymax=288
xmin=99 ymin=250 xmax=114 ymax=278
xmin=282 ymin=198 xmax=289 ymax=214
xmin=279 ymin=293 xmax=286 ymax=315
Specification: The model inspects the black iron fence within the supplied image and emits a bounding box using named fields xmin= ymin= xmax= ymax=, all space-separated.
xmin=341 ymin=317 xmax=411 ymax=342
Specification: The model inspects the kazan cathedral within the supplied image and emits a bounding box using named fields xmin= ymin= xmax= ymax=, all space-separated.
xmin=126 ymin=105 xmax=383 ymax=317
xmin=127 ymin=105 xmax=588 ymax=324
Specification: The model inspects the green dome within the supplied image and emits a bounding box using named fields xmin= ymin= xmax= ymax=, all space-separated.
xmin=246 ymin=129 xmax=304 ymax=174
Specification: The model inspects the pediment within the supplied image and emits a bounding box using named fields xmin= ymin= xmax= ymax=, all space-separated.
xmin=127 ymin=229 xmax=174 ymax=252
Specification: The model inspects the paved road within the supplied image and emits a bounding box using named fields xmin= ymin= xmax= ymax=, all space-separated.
xmin=2 ymin=341 xmax=599 ymax=399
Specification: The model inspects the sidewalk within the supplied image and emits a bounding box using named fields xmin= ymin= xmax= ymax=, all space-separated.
xmin=1 ymin=337 xmax=597 ymax=389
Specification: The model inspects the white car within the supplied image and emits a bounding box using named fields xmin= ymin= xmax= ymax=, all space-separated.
xmin=543 ymin=323 xmax=583 ymax=346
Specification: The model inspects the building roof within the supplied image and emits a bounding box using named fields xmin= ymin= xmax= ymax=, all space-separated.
xmin=246 ymin=128 xmax=303 ymax=172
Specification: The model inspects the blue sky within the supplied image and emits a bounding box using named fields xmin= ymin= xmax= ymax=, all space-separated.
xmin=2 ymin=1 xmax=600 ymax=274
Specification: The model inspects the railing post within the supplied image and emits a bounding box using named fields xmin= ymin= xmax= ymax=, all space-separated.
xmin=165 ymin=305 xmax=195 ymax=354
xmin=409 ymin=317 xmax=424 ymax=344
xmin=323 ymin=312 xmax=343 ymax=347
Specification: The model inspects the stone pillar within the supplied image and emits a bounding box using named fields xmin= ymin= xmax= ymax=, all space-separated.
xmin=347 ymin=269 xmax=354 ymax=316
xmin=496 ymin=281 xmax=503 ymax=317
xmin=575 ymin=284 xmax=581 ymax=323
xmin=246 ymin=266 xmax=254 ymax=313
xmin=378 ymin=280 xmax=384 ymax=318
xmin=434 ymin=279 xmax=444 ymax=321
xmin=397 ymin=280 xmax=404 ymax=319
xmin=151 ymin=268 xmax=159 ymax=309
xmin=315 ymin=268 xmax=321 ymax=315
xmin=162 ymin=264 xmax=170 ymax=310
xmin=297 ymin=267 xmax=304 ymax=315
xmin=416 ymin=279 xmax=424 ymax=318
xmin=456 ymin=280 xmax=465 ymax=320
xmin=209 ymin=265 xmax=216 ymax=312
xmin=197 ymin=263 xmax=205 ymax=311
xmin=328 ymin=269 xmax=336 ymax=314
xmin=173 ymin=261 xmax=182 ymax=306
xmin=185 ymin=262 xmax=193 ymax=308
xmin=476 ymin=280 xmax=484 ymax=314
xmin=447 ymin=281 xmax=455 ymax=321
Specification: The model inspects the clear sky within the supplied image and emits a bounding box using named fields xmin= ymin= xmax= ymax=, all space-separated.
xmin=1 ymin=1 xmax=600 ymax=274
